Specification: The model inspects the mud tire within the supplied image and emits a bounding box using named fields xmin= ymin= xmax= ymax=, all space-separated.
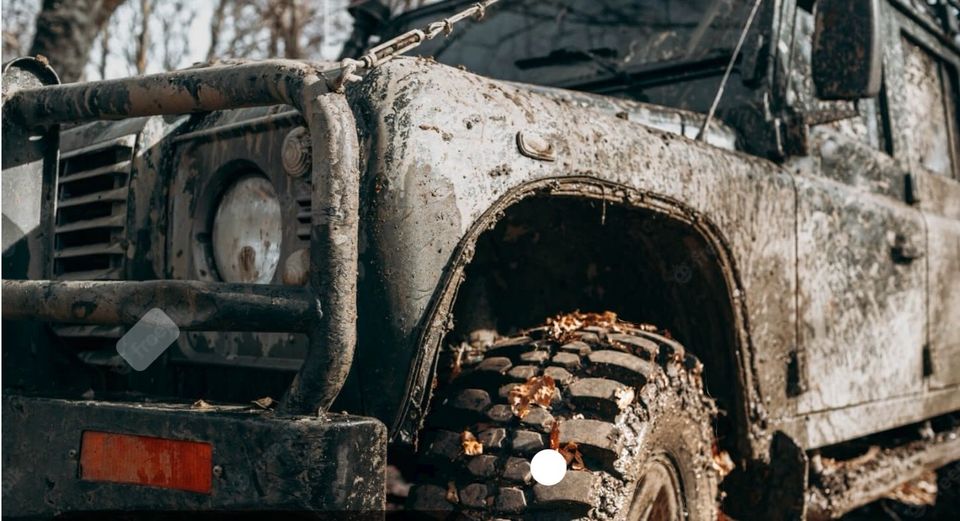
xmin=408 ymin=321 xmax=720 ymax=520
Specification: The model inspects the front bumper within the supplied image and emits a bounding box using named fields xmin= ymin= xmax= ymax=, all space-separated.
xmin=2 ymin=395 xmax=386 ymax=517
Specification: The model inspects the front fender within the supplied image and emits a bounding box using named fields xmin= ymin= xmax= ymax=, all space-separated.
xmin=349 ymin=58 xmax=796 ymax=458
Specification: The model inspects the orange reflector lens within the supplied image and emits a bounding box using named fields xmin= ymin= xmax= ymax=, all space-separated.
xmin=79 ymin=431 xmax=213 ymax=494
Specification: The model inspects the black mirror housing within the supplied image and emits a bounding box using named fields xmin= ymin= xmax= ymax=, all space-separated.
xmin=812 ymin=0 xmax=883 ymax=100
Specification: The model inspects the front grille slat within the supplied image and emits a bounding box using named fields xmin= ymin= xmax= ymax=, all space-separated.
xmin=54 ymin=243 xmax=125 ymax=259
xmin=55 ymin=214 xmax=125 ymax=234
xmin=56 ymin=187 xmax=129 ymax=209
xmin=51 ymin=325 xmax=126 ymax=339
xmin=58 ymin=161 xmax=131 ymax=183
xmin=60 ymin=135 xmax=136 ymax=160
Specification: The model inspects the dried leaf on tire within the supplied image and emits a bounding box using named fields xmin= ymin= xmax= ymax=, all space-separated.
xmin=559 ymin=442 xmax=585 ymax=471
xmin=531 ymin=376 xmax=557 ymax=407
xmin=544 ymin=311 xmax=668 ymax=343
xmin=461 ymin=430 xmax=484 ymax=456
xmin=251 ymin=396 xmax=275 ymax=409
xmin=711 ymin=443 xmax=735 ymax=478
xmin=549 ymin=420 xmax=561 ymax=450
xmin=546 ymin=311 xmax=621 ymax=342
xmin=508 ymin=375 xmax=557 ymax=418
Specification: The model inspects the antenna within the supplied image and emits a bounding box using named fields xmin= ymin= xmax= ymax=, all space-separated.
xmin=697 ymin=0 xmax=765 ymax=141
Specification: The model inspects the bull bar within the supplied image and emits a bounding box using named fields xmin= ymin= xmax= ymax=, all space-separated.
xmin=1 ymin=58 xmax=360 ymax=416
xmin=3 ymin=58 xmax=359 ymax=414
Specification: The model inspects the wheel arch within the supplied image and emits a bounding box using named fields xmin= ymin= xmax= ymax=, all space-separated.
xmin=400 ymin=176 xmax=762 ymax=460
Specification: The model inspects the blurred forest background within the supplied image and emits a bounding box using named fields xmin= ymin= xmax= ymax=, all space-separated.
xmin=1 ymin=0 xmax=431 ymax=83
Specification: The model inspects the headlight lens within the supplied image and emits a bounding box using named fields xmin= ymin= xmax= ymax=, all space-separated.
xmin=211 ymin=174 xmax=282 ymax=283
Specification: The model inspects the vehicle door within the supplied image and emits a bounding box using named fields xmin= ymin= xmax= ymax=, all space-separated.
xmin=886 ymin=3 xmax=960 ymax=391
xmin=790 ymin=2 xmax=927 ymax=416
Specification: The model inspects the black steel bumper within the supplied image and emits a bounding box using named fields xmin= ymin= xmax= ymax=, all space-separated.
xmin=1 ymin=395 xmax=387 ymax=518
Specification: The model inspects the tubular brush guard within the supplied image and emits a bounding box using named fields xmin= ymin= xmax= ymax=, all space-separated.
xmin=0 ymin=58 xmax=361 ymax=416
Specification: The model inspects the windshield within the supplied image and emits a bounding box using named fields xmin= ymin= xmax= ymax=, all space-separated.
xmin=391 ymin=0 xmax=754 ymax=106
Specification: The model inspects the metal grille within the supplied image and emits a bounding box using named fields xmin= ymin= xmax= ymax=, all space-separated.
xmin=53 ymin=135 xmax=135 ymax=281
xmin=51 ymin=135 xmax=136 ymax=348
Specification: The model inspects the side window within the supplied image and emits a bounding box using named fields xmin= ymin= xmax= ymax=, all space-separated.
xmin=901 ymin=35 xmax=960 ymax=179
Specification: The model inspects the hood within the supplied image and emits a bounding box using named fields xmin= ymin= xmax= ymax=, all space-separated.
xmin=514 ymin=83 xmax=739 ymax=151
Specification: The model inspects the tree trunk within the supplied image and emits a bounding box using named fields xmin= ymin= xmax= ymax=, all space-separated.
xmin=206 ymin=0 xmax=228 ymax=62
xmin=135 ymin=0 xmax=151 ymax=74
xmin=29 ymin=0 xmax=127 ymax=83
xmin=285 ymin=0 xmax=302 ymax=59
xmin=98 ymin=22 xmax=109 ymax=79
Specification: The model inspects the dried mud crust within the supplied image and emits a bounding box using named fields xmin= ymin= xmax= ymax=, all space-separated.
xmin=408 ymin=315 xmax=720 ymax=520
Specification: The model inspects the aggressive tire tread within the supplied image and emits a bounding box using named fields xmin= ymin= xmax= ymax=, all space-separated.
xmin=409 ymin=320 xmax=719 ymax=519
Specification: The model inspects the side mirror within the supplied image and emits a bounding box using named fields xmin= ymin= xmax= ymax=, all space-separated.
xmin=812 ymin=0 xmax=883 ymax=100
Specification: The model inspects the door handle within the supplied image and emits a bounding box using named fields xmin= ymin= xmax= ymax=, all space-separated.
xmin=891 ymin=233 xmax=924 ymax=263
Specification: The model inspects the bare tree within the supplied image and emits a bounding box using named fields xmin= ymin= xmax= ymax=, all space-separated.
xmin=11 ymin=0 xmax=364 ymax=82
xmin=286 ymin=0 xmax=303 ymax=58
xmin=213 ymin=0 xmax=267 ymax=60
xmin=207 ymin=0 xmax=229 ymax=62
xmin=206 ymin=0 xmax=353 ymax=62
xmin=2 ymin=0 xmax=41 ymax=63
xmin=88 ymin=0 xmax=193 ymax=79
xmin=134 ymin=0 xmax=151 ymax=74
xmin=158 ymin=0 xmax=189 ymax=71
xmin=29 ymin=0 xmax=128 ymax=82
xmin=97 ymin=16 xmax=109 ymax=79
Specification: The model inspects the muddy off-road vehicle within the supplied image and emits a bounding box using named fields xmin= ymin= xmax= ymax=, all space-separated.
xmin=3 ymin=0 xmax=960 ymax=518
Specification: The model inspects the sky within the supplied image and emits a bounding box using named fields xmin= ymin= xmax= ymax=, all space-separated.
xmin=181 ymin=1 xmax=213 ymax=66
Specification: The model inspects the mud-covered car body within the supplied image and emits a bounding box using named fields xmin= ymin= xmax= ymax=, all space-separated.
xmin=352 ymin=0 xmax=960 ymax=456
xmin=2 ymin=0 xmax=959 ymax=518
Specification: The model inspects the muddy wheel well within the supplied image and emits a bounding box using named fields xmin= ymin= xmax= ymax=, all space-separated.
xmin=448 ymin=195 xmax=743 ymax=453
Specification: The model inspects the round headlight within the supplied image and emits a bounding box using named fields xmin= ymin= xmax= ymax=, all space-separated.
xmin=211 ymin=175 xmax=282 ymax=283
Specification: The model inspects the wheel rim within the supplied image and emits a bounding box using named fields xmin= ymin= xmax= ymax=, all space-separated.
xmin=627 ymin=455 xmax=685 ymax=521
